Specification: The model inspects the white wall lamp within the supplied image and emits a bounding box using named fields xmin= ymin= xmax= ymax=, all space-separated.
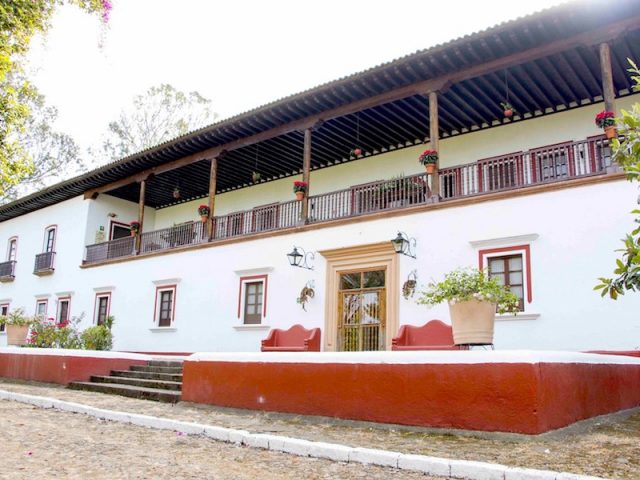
xmin=391 ymin=232 xmax=417 ymax=259
xmin=286 ymin=246 xmax=315 ymax=270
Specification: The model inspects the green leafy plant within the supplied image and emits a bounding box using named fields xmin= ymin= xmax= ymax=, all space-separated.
xmin=27 ymin=315 xmax=83 ymax=349
xmin=418 ymin=267 xmax=520 ymax=314
xmin=595 ymin=58 xmax=640 ymax=299
xmin=81 ymin=325 xmax=113 ymax=351
xmin=0 ymin=308 xmax=37 ymax=327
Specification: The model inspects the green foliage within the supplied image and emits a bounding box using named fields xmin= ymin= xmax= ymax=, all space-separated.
xmin=0 ymin=307 xmax=37 ymax=326
xmin=93 ymin=84 xmax=218 ymax=164
xmin=27 ymin=315 xmax=83 ymax=349
xmin=595 ymin=58 xmax=640 ymax=299
xmin=0 ymin=0 xmax=106 ymax=198
xmin=80 ymin=325 xmax=113 ymax=351
xmin=418 ymin=267 xmax=520 ymax=315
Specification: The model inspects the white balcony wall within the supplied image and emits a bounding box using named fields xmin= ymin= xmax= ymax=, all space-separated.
xmin=85 ymin=194 xmax=156 ymax=246
xmin=153 ymin=95 xmax=637 ymax=229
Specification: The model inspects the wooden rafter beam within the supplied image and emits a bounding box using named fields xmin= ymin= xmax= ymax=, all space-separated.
xmin=83 ymin=17 xmax=640 ymax=200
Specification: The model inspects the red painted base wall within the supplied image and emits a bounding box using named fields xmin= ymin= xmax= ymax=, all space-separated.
xmin=0 ymin=353 xmax=147 ymax=385
xmin=182 ymin=360 xmax=640 ymax=434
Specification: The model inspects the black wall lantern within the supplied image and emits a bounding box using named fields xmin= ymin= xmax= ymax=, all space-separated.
xmin=391 ymin=232 xmax=416 ymax=259
xmin=287 ymin=246 xmax=315 ymax=270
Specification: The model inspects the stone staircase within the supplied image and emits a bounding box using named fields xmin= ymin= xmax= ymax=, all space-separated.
xmin=68 ymin=360 xmax=183 ymax=403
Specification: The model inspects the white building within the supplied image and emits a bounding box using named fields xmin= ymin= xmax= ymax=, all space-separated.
xmin=1 ymin=1 xmax=640 ymax=353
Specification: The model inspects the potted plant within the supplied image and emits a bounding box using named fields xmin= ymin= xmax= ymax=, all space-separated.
xmin=198 ymin=204 xmax=210 ymax=223
xmin=595 ymin=110 xmax=617 ymax=139
xmin=418 ymin=149 xmax=438 ymax=174
xmin=293 ymin=181 xmax=308 ymax=201
xmin=501 ymin=102 xmax=514 ymax=118
xmin=350 ymin=147 xmax=362 ymax=157
xmin=252 ymin=171 xmax=261 ymax=183
xmin=129 ymin=221 xmax=140 ymax=236
xmin=417 ymin=267 xmax=519 ymax=345
xmin=0 ymin=308 xmax=36 ymax=346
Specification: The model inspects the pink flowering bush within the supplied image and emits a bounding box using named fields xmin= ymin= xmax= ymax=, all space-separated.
xmin=27 ymin=315 xmax=82 ymax=349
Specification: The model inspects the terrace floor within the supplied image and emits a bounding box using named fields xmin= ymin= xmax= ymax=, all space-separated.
xmin=1 ymin=378 xmax=638 ymax=479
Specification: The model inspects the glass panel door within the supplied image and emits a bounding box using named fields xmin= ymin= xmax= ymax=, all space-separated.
xmin=337 ymin=269 xmax=386 ymax=351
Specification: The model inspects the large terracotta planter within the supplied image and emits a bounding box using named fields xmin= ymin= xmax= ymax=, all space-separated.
xmin=448 ymin=300 xmax=496 ymax=345
xmin=6 ymin=324 xmax=29 ymax=346
xmin=201 ymin=215 xmax=209 ymax=223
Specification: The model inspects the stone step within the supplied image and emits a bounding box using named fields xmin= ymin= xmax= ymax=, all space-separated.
xmin=147 ymin=360 xmax=184 ymax=368
xmin=68 ymin=382 xmax=181 ymax=403
xmin=90 ymin=375 xmax=182 ymax=391
xmin=110 ymin=370 xmax=183 ymax=382
xmin=129 ymin=365 xmax=183 ymax=374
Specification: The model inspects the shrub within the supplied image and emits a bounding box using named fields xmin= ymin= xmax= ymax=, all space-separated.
xmin=28 ymin=316 xmax=82 ymax=349
xmin=81 ymin=325 xmax=113 ymax=351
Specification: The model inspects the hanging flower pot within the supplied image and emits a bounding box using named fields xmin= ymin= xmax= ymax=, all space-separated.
xmin=501 ymin=102 xmax=514 ymax=118
xmin=595 ymin=110 xmax=616 ymax=139
xmin=350 ymin=147 xmax=362 ymax=157
xmin=293 ymin=181 xmax=308 ymax=200
xmin=197 ymin=205 xmax=210 ymax=223
xmin=418 ymin=149 xmax=438 ymax=174
xmin=252 ymin=171 xmax=261 ymax=183
xmin=129 ymin=221 xmax=140 ymax=236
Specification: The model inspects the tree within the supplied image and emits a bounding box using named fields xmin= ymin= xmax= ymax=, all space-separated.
xmin=0 ymin=0 xmax=109 ymax=198
xmin=595 ymin=60 xmax=640 ymax=299
xmin=94 ymin=84 xmax=218 ymax=164
xmin=0 ymin=92 xmax=85 ymax=203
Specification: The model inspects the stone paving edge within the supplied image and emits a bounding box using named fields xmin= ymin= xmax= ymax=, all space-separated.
xmin=0 ymin=389 xmax=608 ymax=480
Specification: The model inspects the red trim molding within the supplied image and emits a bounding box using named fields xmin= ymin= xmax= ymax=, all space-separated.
xmin=93 ymin=292 xmax=112 ymax=325
xmin=56 ymin=296 xmax=71 ymax=323
xmin=35 ymin=299 xmax=48 ymax=317
xmin=478 ymin=244 xmax=532 ymax=303
xmin=153 ymin=285 xmax=177 ymax=326
xmin=237 ymin=274 xmax=269 ymax=319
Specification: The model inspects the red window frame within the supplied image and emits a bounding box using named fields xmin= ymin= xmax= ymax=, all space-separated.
xmin=237 ymin=274 xmax=268 ymax=322
xmin=35 ymin=299 xmax=48 ymax=317
xmin=7 ymin=236 xmax=18 ymax=262
xmin=487 ymin=254 xmax=525 ymax=311
xmin=56 ymin=297 xmax=71 ymax=324
xmin=479 ymin=244 xmax=532 ymax=304
xmin=43 ymin=225 xmax=57 ymax=253
xmin=0 ymin=303 xmax=9 ymax=333
xmin=153 ymin=285 xmax=177 ymax=327
xmin=93 ymin=292 xmax=112 ymax=325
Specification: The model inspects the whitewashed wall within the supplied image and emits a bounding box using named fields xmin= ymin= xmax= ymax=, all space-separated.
xmin=153 ymin=95 xmax=638 ymax=227
xmin=1 ymin=98 xmax=639 ymax=352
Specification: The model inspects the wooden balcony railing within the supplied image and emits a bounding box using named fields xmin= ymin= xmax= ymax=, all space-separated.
xmin=0 ymin=260 xmax=16 ymax=282
xmin=34 ymin=252 xmax=55 ymax=275
xmin=83 ymin=136 xmax=614 ymax=265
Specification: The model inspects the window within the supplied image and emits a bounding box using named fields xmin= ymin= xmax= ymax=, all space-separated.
xmin=57 ymin=297 xmax=70 ymax=324
xmin=0 ymin=303 xmax=8 ymax=333
xmin=488 ymin=255 xmax=525 ymax=311
xmin=36 ymin=300 xmax=48 ymax=318
xmin=94 ymin=293 xmax=111 ymax=325
xmin=237 ymin=274 xmax=268 ymax=325
xmin=110 ymin=221 xmax=131 ymax=240
xmin=44 ymin=226 xmax=57 ymax=253
xmin=154 ymin=286 xmax=176 ymax=327
xmin=7 ymin=237 xmax=17 ymax=261
xmin=244 ymin=282 xmax=263 ymax=324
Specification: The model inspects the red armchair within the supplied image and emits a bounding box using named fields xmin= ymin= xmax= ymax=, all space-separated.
xmin=392 ymin=320 xmax=461 ymax=351
xmin=261 ymin=324 xmax=321 ymax=352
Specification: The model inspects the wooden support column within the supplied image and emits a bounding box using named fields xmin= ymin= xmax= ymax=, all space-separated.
xmin=599 ymin=42 xmax=616 ymax=113
xmin=429 ymin=91 xmax=440 ymax=199
xmin=207 ymin=156 xmax=218 ymax=240
xmin=302 ymin=127 xmax=312 ymax=223
xmin=135 ymin=179 xmax=146 ymax=253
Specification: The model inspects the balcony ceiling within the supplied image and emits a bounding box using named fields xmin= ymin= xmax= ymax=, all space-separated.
xmin=2 ymin=0 xmax=640 ymax=217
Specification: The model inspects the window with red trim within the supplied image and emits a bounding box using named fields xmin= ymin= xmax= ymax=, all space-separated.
xmin=488 ymin=255 xmax=525 ymax=311
xmin=0 ymin=303 xmax=8 ymax=333
xmin=57 ymin=298 xmax=70 ymax=323
xmin=94 ymin=293 xmax=111 ymax=326
xmin=7 ymin=237 xmax=17 ymax=261
xmin=36 ymin=300 xmax=48 ymax=318
xmin=154 ymin=286 xmax=177 ymax=327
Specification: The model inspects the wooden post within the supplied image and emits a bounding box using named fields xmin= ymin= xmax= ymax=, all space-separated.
xmin=302 ymin=127 xmax=312 ymax=223
xmin=429 ymin=91 xmax=440 ymax=199
xmin=136 ymin=179 xmax=146 ymax=253
xmin=599 ymin=42 xmax=616 ymax=113
xmin=207 ymin=156 xmax=218 ymax=240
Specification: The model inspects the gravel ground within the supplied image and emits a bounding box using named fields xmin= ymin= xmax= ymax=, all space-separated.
xmin=0 ymin=401 xmax=436 ymax=480
xmin=0 ymin=379 xmax=638 ymax=479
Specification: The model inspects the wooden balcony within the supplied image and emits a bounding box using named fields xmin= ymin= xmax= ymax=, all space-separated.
xmin=83 ymin=136 xmax=614 ymax=266
xmin=0 ymin=260 xmax=16 ymax=282
xmin=33 ymin=252 xmax=55 ymax=276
